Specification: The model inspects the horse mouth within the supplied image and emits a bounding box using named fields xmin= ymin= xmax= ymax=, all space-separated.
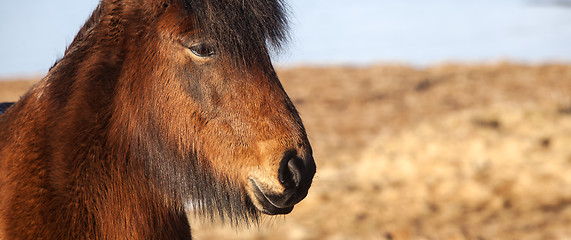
xmin=248 ymin=178 xmax=294 ymax=215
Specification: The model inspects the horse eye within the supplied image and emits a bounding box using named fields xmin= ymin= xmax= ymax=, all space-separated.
xmin=189 ymin=43 xmax=216 ymax=58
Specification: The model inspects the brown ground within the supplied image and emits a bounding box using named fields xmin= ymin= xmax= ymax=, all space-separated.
xmin=0 ymin=78 xmax=39 ymax=102
xmin=1 ymin=63 xmax=570 ymax=239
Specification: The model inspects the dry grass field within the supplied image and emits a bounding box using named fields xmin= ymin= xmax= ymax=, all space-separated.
xmin=1 ymin=63 xmax=570 ymax=239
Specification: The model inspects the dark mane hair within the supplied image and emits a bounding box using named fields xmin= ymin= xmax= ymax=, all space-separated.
xmin=138 ymin=131 xmax=261 ymax=226
xmin=183 ymin=0 xmax=289 ymax=66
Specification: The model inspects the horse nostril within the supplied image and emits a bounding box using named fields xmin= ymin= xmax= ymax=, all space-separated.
xmin=254 ymin=152 xmax=314 ymax=210
xmin=279 ymin=153 xmax=304 ymax=189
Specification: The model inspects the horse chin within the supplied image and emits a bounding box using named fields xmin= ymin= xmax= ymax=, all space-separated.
xmin=248 ymin=178 xmax=295 ymax=215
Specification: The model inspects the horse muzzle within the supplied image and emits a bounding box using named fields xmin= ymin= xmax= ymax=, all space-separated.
xmin=248 ymin=153 xmax=315 ymax=215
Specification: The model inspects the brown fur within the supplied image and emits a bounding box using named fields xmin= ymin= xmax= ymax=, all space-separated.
xmin=0 ymin=0 xmax=315 ymax=239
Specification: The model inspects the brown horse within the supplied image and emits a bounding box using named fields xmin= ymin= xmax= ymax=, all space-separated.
xmin=0 ymin=0 xmax=315 ymax=239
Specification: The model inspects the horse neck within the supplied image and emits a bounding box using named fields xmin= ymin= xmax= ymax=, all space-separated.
xmin=0 ymin=27 xmax=192 ymax=240
xmin=0 ymin=83 xmax=192 ymax=239
xmin=93 ymin=177 xmax=192 ymax=239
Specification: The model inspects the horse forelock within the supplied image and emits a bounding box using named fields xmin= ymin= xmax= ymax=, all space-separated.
xmin=180 ymin=0 xmax=290 ymax=67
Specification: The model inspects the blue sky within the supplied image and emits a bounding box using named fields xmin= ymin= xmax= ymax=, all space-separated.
xmin=1 ymin=0 xmax=571 ymax=78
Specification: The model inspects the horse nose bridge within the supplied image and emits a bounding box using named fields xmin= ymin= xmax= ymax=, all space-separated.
xmin=233 ymin=69 xmax=299 ymax=122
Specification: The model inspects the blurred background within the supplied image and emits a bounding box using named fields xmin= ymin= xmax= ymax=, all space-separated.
xmin=1 ymin=0 xmax=571 ymax=77
xmin=1 ymin=1 xmax=571 ymax=239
